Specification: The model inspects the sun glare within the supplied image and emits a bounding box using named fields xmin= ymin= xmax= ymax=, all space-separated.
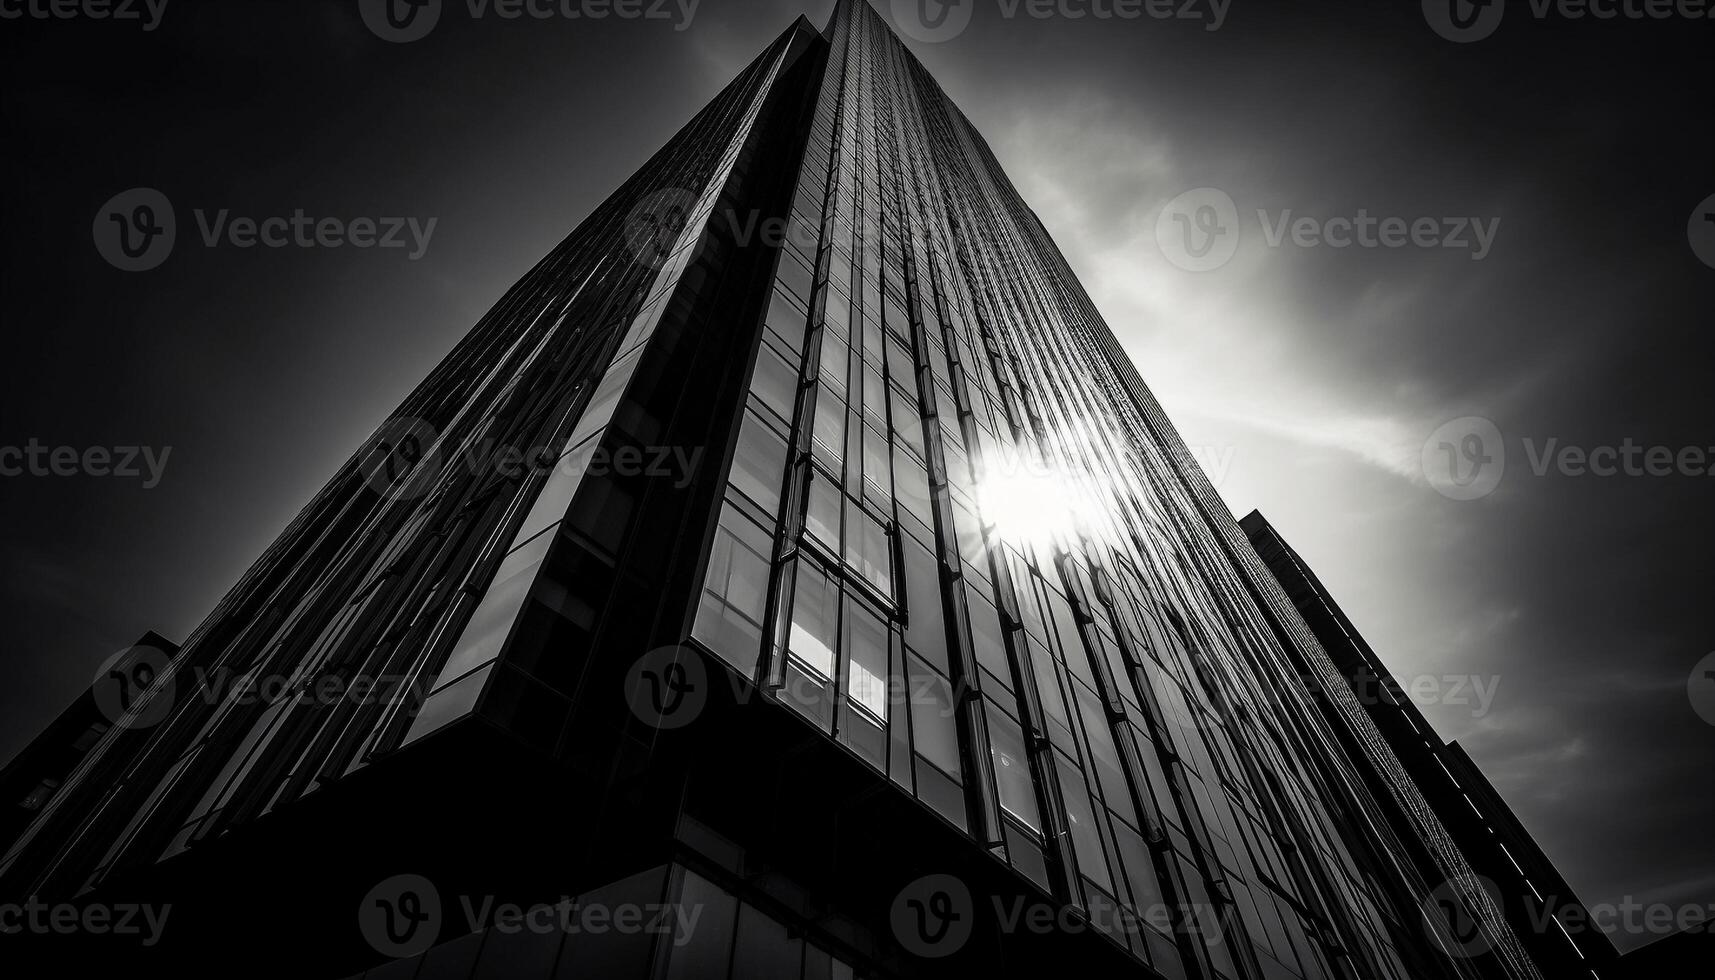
xmin=976 ymin=457 xmax=1087 ymax=554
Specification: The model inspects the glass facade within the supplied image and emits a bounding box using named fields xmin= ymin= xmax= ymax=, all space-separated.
xmin=1 ymin=5 xmax=1558 ymax=980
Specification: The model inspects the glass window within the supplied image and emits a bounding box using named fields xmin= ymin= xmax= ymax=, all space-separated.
xmin=789 ymin=562 xmax=839 ymax=680
xmin=990 ymin=708 xmax=1040 ymax=831
xmin=751 ymin=343 xmax=798 ymax=424
xmin=436 ymin=537 xmax=548 ymax=684
xmin=403 ymin=663 xmax=493 ymax=745
xmin=693 ymin=505 xmax=774 ymax=676
xmin=846 ymin=506 xmax=893 ymax=598
xmin=805 ymin=469 xmax=841 ymax=552
xmin=823 ymin=286 xmax=851 ymax=343
xmin=861 ymin=363 xmax=886 ymax=421
xmin=818 ymin=331 xmax=849 ymax=395
xmin=901 ymin=534 xmax=947 ymax=672
xmin=811 ymin=389 xmax=844 ymax=468
xmin=908 ymin=656 xmax=961 ymax=776
xmin=1058 ymin=762 xmax=1115 ymax=893
xmin=730 ymin=903 xmax=802 ymax=980
xmin=765 ymin=286 xmax=807 ymax=351
xmin=776 ymin=249 xmax=815 ymax=306
xmin=967 ymin=589 xmax=1010 ymax=684
xmin=886 ymin=335 xmax=913 ymax=388
xmin=894 ymin=447 xmax=931 ymax=523
xmin=862 ymin=425 xmax=891 ymax=503
xmin=844 ymin=598 xmax=890 ymax=722
xmin=729 ymin=410 xmax=787 ymax=516
xmin=665 ymin=872 xmax=738 ymax=980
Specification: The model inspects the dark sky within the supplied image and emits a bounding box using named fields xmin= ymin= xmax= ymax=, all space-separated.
xmin=2 ymin=0 xmax=1710 ymax=952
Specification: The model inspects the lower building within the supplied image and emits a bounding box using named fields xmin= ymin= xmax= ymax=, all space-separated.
xmin=1240 ymin=511 xmax=1619 ymax=979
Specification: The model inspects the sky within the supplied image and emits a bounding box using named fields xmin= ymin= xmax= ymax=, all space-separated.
xmin=2 ymin=0 xmax=1711 ymax=953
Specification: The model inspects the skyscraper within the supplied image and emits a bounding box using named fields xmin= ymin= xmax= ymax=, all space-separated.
xmin=0 ymin=3 xmax=1569 ymax=978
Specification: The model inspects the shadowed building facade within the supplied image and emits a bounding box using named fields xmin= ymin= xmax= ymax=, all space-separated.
xmin=1241 ymin=510 xmax=1621 ymax=980
xmin=0 ymin=4 xmax=1569 ymax=979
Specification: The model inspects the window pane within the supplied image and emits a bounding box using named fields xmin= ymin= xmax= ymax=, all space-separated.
xmin=729 ymin=410 xmax=787 ymax=516
xmin=751 ymin=343 xmax=798 ymax=424
xmin=805 ymin=469 xmax=841 ymax=552
xmin=789 ymin=562 xmax=839 ymax=679
xmin=990 ymin=707 xmax=1041 ymax=831
xmin=693 ymin=505 xmax=774 ymax=676
xmin=823 ymin=285 xmax=851 ymax=344
xmin=966 ymin=589 xmax=1010 ymax=685
xmin=862 ymin=424 xmax=891 ymax=503
xmin=844 ymin=598 xmax=889 ymax=721
xmin=894 ymin=448 xmax=931 ymax=524
xmin=819 ymin=332 xmax=849 ymax=396
xmin=777 ymin=249 xmax=814 ymax=306
xmin=811 ymin=389 xmax=844 ymax=468
xmin=901 ymin=535 xmax=947 ymax=673
xmin=908 ymin=656 xmax=961 ymax=775
xmin=1058 ymin=762 xmax=1115 ymax=892
xmin=846 ymin=506 xmax=892 ymax=597
xmin=766 ymin=286 xmax=807 ymax=351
